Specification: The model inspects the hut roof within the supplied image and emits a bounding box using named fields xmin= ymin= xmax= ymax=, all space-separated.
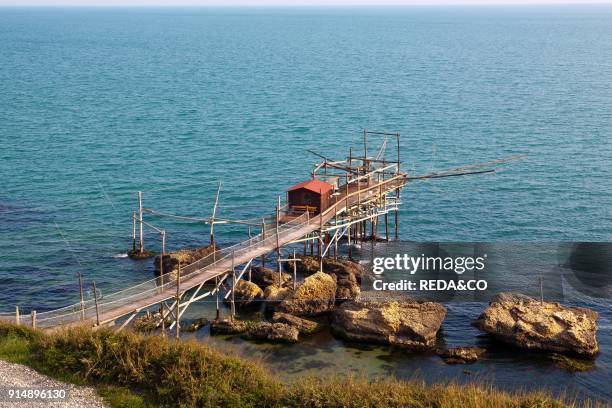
xmin=287 ymin=179 xmax=333 ymax=194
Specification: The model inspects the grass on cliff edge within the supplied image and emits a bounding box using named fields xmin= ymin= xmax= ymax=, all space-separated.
xmin=0 ymin=321 xmax=597 ymax=408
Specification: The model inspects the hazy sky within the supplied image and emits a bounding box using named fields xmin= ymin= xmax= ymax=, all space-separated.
xmin=3 ymin=0 xmax=612 ymax=6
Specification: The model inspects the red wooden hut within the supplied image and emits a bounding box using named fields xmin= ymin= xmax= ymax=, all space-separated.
xmin=287 ymin=179 xmax=334 ymax=215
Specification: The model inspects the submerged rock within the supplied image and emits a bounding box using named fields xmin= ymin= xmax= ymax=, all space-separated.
xmin=182 ymin=318 xmax=209 ymax=333
xmin=272 ymin=312 xmax=321 ymax=334
xmin=243 ymin=322 xmax=299 ymax=343
xmin=210 ymin=319 xmax=254 ymax=335
xmin=278 ymin=272 xmax=337 ymax=316
xmin=474 ymin=292 xmax=599 ymax=356
xmin=250 ymin=266 xmax=292 ymax=288
xmin=549 ymin=353 xmax=596 ymax=372
xmin=439 ymin=347 xmax=486 ymax=364
xmin=331 ymin=299 xmax=446 ymax=349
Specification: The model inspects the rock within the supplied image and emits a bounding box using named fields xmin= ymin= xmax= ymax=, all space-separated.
xmin=272 ymin=312 xmax=321 ymax=334
xmin=278 ymin=272 xmax=337 ymax=316
xmin=297 ymin=256 xmax=362 ymax=301
xmin=154 ymin=244 xmax=218 ymax=280
xmin=440 ymin=347 xmax=486 ymax=364
xmin=264 ymin=285 xmax=293 ymax=302
xmin=210 ymin=319 xmax=254 ymax=335
xmin=243 ymin=322 xmax=299 ymax=343
xmin=297 ymin=256 xmax=364 ymax=283
xmin=250 ymin=266 xmax=292 ymax=288
xmin=182 ymin=318 xmax=209 ymax=333
xmin=132 ymin=310 xmax=163 ymax=333
xmin=331 ymin=299 xmax=446 ymax=349
xmin=335 ymin=272 xmax=360 ymax=301
xmin=474 ymin=292 xmax=599 ymax=356
xmin=549 ymin=353 xmax=596 ymax=372
xmin=225 ymin=280 xmax=263 ymax=307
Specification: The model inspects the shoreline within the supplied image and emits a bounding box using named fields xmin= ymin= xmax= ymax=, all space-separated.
xmin=0 ymin=321 xmax=604 ymax=408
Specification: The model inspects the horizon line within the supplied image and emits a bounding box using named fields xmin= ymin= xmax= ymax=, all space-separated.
xmin=2 ymin=1 xmax=612 ymax=7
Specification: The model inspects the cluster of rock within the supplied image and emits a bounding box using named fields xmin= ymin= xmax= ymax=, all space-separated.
xmin=199 ymin=253 xmax=600 ymax=363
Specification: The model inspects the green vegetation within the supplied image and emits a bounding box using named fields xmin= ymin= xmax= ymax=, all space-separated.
xmin=0 ymin=321 xmax=600 ymax=408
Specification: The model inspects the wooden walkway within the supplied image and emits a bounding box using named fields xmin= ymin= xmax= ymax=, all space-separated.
xmin=23 ymin=174 xmax=406 ymax=330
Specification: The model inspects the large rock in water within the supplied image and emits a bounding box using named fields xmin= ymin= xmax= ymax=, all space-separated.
xmin=250 ymin=266 xmax=291 ymax=288
xmin=474 ymin=293 xmax=599 ymax=356
xmin=277 ymin=272 xmax=337 ymax=316
xmin=331 ymin=299 xmax=446 ymax=349
xmin=297 ymin=256 xmax=362 ymax=301
xmin=225 ymin=280 xmax=263 ymax=307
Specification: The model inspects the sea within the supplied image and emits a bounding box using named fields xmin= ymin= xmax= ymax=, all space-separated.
xmin=0 ymin=5 xmax=610 ymax=403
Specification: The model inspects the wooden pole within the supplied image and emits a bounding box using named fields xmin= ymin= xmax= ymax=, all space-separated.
xmin=292 ymin=248 xmax=297 ymax=291
xmin=215 ymin=276 xmax=220 ymax=320
xmin=385 ymin=212 xmax=389 ymax=241
xmin=161 ymin=302 xmax=166 ymax=337
xmin=31 ymin=310 xmax=36 ymax=329
xmin=261 ymin=218 xmax=266 ymax=268
xmin=349 ymin=147 xmax=353 ymax=178
xmin=132 ymin=211 xmax=137 ymax=252
xmin=248 ymin=227 xmax=253 ymax=282
xmin=160 ymin=230 xmax=166 ymax=286
xmin=175 ymin=262 xmax=181 ymax=338
xmin=396 ymin=133 xmax=400 ymax=174
xmin=138 ymin=191 xmax=144 ymax=253
xmin=15 ymin=305 xmax=19 ymax=325
xmin=231 ymin=252 xmax=236 ymax=319
xmin=276 ymin=195 xmax=281 ymax=279
xmin=92 ymin=281 xmax=100 ymax=326
xmin=363 ymin=129 xmax=368 ymax=171
xmin=395 ymin=188 xmax=400 ymax=240
xmin=78 ymin=272 xmax=85 ymax=320
xmin=210 ymin=181 xmax=221 ymax=245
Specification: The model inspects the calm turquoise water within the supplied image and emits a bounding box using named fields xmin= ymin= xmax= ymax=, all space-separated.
xmin=0 ymin=5 xmax=611 ymax=402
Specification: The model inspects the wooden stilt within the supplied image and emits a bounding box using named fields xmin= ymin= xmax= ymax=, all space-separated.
xmin=175 ymin=262 xmax=181 ymax=338
xmin=31 ymin=310 xmax=36 ymax=329
xmin=385 ymin=212 xmax=389 ymax=241
xmin=210 ymin=181 xmax=221 ymax=245
xmin=215 ymin=276 xmax=220 ymax=320
xmin=132 ymin=211 xmax=137 ymax=252
xmin=138 ymin=191 xmax=144 ymax=253
xmin=78 ymin=272 xmax=85 ymax=320
xmin=292 ymin=249 xmax=297 ymax=291
xmin=161 ymin=302 xmax=166 ymax=337
xmin=348 ymin=222 xmax=352 ymax=259
xmin=15 ymin=305 xmax=19 ymax=325
xmin=276 ymin=195 xmax=282 ymax=281
xmin=231 ymin=252 xmax=236 ymax=319
xmin=261 ymin=218 xmax=266 ymax=268
xmin=92 ymin=281 xmax=100 ymax=326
